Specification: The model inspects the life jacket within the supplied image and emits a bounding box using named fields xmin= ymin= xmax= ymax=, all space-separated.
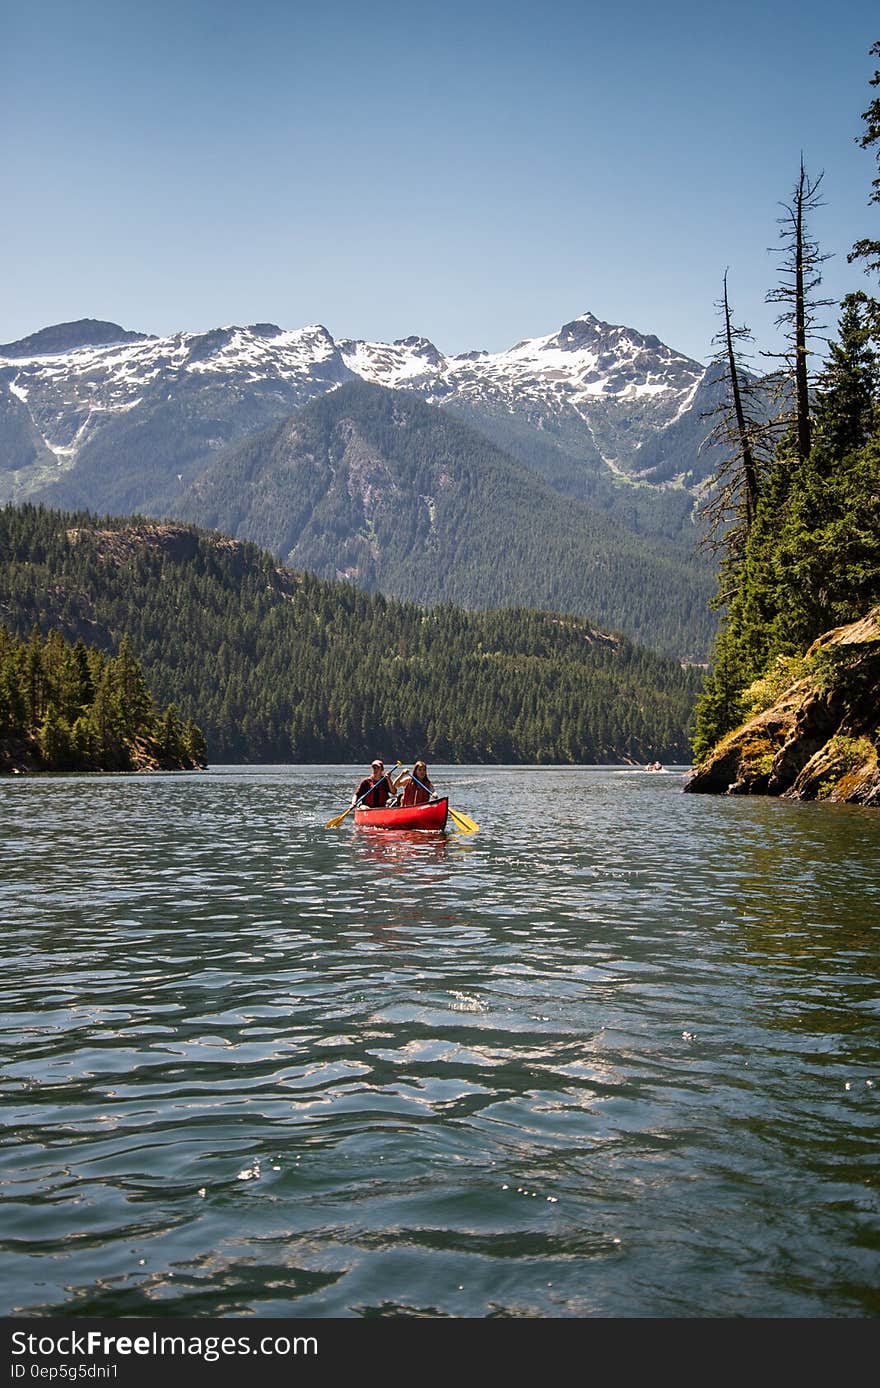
xmin=356 ymin=776 xmax=391 ymax=808
xmin=402 ymin=778 xmax=432 ymax=806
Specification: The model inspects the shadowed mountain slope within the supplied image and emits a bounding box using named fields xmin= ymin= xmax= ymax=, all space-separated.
xmin=174 ymin=381 xmax=715 ymax=661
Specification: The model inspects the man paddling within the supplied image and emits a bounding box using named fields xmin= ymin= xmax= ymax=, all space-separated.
xmin=352 ymin=758 xmax=396 ymax=809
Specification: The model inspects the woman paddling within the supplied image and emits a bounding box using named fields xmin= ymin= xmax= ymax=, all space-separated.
xmin=395 ymin=761 xmax=435 ymax=807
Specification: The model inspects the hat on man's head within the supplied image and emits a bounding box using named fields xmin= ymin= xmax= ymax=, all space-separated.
xmin=371 ymin=758 xmax=383 ymax=768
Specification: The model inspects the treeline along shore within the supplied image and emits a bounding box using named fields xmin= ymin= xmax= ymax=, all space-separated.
xmin=0 ymin=504 xmax=702 ymax=767
xmin=0 ymin=624 xmax=206 ymax=774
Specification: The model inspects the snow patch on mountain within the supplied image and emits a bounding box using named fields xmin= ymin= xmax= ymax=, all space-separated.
xmin=0 ymin=309 xmax=711 ymax=486
xmin=339 ymin=335 xmax=444 ymax=387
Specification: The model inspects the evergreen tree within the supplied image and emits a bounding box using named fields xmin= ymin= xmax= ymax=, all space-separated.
xmin=87 ymin=663 xmax=128 ymax=769
xmin=156 ymin=703 xmax=185 ymax=764
xmin=182 ymin=719 xmax=208 ymax=768
xmin=38 ymin=701 xmax=73 ymax=769
xmin=812 ymin=292 xmax=879 ymax=456
xmin=112 ymin=633 xmax=157 ymax=741
xmin=24 ymin=627 xmax=47 ymax=726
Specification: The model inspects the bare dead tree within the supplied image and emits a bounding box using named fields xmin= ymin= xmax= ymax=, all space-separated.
xmin=763 ymin=158 xmax=833 ymax=464
xmin=697 ymin=271 xmax=772 ymax=561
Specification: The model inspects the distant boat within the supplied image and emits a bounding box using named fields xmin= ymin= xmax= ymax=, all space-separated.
xmin=646 ymin=761 xmax=664 ymax=772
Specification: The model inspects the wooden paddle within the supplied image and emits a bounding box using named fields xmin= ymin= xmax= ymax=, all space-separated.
xmin=448 ymin=806 xmax=480 ymax=835
xmin=326 ymin=762 xmax=401 ymax=828
xmin=407 ymin=770 xmax=479 ymax=835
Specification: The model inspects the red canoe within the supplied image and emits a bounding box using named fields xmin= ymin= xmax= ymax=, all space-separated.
xmin=354 ymin=797 xmax=449 ymax=831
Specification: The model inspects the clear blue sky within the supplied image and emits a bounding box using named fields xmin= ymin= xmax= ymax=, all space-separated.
xmin=3 ymin=0 xmax=878 ymax=363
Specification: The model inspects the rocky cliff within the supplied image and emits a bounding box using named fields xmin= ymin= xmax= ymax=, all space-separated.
xmin=684 ymin=609 xmax=880 ymax=806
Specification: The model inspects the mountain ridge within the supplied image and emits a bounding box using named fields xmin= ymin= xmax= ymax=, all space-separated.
xmin=0 ymin=318 xmax=152 ymax=358
xmin=0 ymin=309 xmax=723 ymax=659
xmin=0 ymin=309 xmax=719 ymax=518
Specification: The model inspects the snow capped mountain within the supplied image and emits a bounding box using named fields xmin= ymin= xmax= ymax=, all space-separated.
xmin=0 ymin=321 xmax=351 ymax=458
xmin=341 ymin=312 xmax=703 ymax=420
xmin=0 ymin=310 xmax=715 ymax=512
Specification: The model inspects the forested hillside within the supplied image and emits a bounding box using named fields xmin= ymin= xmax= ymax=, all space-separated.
xmin=689 ymin=47 xmax=880 ymax=801
xmin=0 ymin=505 xmax=702 ymax=764
xmin=443 ymin=399 xmax=700 ymax=540
xmin=174 ymin=381 xmax=715 ymax=661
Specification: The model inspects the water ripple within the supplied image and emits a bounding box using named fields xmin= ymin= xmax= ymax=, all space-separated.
xmin=1 ymin=765 xmax=878 ymax=1316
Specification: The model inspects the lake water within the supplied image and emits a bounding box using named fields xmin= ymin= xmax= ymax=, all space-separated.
xmin=2 ymin=765 xmax=878 ymax=1319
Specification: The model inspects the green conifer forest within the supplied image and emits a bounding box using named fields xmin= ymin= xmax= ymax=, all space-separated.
xmin=691 ymin=44 xmax=880 ymax=763
xmin=0 ymin=505 xmax=701 ymax=766
xmin=0 ymin=624 xmax=206 ymax=773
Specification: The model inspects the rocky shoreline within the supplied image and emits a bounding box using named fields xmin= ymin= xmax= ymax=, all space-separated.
xmin=1 ymin=736 xmax=205 ymax=776
xmin=684 ymin=609 xmax=880 ymax=806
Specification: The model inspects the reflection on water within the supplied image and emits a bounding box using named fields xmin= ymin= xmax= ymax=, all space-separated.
xmin=351 ymin=827 xmax=450 ymax=874
xmin=0 ymin=765 xmax=878 ymax=1318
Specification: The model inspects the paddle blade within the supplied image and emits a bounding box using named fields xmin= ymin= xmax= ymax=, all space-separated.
xmin=449 ymin=807 xmax=479 ymax=834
